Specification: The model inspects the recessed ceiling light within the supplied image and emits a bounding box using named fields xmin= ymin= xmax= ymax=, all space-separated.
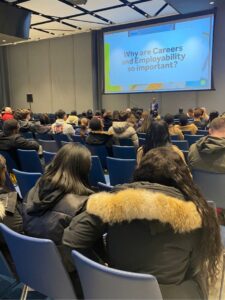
xmin=39 ymin=13 xmax=42 ymax=16
xmin=2 ymin=40 xmax=6 ymax=42
xmin=209 ymin=1 xmax=215 ymax=4
xmin=131 ymin=5 xmax=135 ymax=8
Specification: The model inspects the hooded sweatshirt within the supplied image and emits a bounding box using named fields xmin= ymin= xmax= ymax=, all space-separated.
xmin=108 ymin=122 xmax=139 ymax=147
xmin=188 ymin=136 xmax=225 ymax=173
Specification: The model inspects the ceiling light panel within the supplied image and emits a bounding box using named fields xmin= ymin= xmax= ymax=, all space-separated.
xmin=135 ymin=0 xmax=166 ymax=16
xmin=80 ymin=0 xmax=121 ymax=11
xmin=31 ymin=15 xmax=50 ymax=24
xmin=97 ymin=6 xmax=145 ymax=23
xmin=66 ymin=14 xmax=107 ymax=30
xmin=34 ymin=21 xmax=79 ymax=34
xmin=19 ymin=0 xmax=81 ymax=17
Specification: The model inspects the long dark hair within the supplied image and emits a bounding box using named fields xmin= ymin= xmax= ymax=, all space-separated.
xmin=143 ymin=120 xmax=171 ymax=154
xmin=133 ymin=147 xmax=222 ymax=285
xmin=40 ymin=143 xmax=92 ymax=195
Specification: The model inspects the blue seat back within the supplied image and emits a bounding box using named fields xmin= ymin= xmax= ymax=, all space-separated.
xmin=172 ymin=140 xmax=189 ymax=151
xmin=197 ymin=130 xmax=208 ymax=136
xmin=0 ymin=251 xmax=14 ymax=278
xmin=43 ymin=151 xmax=56 ymax=165
xmin=170 ymin=135 xmax=179 ymax=140
xmin=38 ymin=140 xmax=59 ymax=153
xmin=16 ymin=149 xmax=43 ymax=173
xmin=53 ymin=134 xmax=70 ymax=147
xmin=107 ymin=157 xmax=136 ymax=186
xmin=139 ymin=138 xmax=146 ymax=147
xmin=119 ymin=138 xmax=133 ymax=146
xmin=13 ymin=169 xmax=42 ymax=199
xmin=113 ymin=146 xmax=136 ymax=159
xmin=21 ymin=132 xmax=34 ymax=139
xmin=89 ymin=156 xmax=106 ymax=187
xmin=71 ymin=250 xmax=162 ymax=300
xmin=137 ymin=133 xmax=147 ymax=138
xmin=192 ymin=169 xmax=225 ymax=209
xmin=35 ymin=133 xmax=53 ymax=140
xmin=97 ymin=182 xmax=113 ymax=191
xmin=0 ymin=151 xmax=19 ymax=172
xmin=0 ymin=224 xmax=76 ymax=299
xmin=184 ymin=135 xmax=204 ymax=147
xmin=86 ymin=145 xmax=108 ymax=169
xmin=72 ymin=135 xmax=85 ymax=144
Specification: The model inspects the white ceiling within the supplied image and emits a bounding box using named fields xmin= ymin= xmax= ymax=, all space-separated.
xmin=2 ymin=0 xmax=180 ymax=43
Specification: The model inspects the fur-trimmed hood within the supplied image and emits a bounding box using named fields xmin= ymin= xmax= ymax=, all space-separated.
xmin=87 ymin=189 xmax=202 ymax=233
xmin=0 ymin=202 xmax=5 ymax=220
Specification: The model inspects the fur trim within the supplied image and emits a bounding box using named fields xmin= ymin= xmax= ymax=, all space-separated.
xmin=87 ymin=189 xmax=202 ymax=233
xmin=0 ymin=202 xmax=5 ymax=220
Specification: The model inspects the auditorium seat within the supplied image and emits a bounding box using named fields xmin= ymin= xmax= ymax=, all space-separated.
xmin=139 ymin=138 xmax=146 ymax=147
xmin=107 ymin=157 xmax=136 ymax=186
xmin=53 ymin=134 xmax=70 ymax=147
xmin=21 ymin=132 xmax=34 ymax=139
xmin=197 ymin=130 xmax=208 ymax=136
xmin=38 ymin=140 xmax=59 ymax=153
xmin=0 ymin=224 xmax=76 ymax=299
xmin=89 ymin=156 xmax=108 ymax=187
xmin=119 ymin=138 xmax=133 ymax=146
xmin=0 ymin=151 xmax=19 ymax=173
xmin=43 ymin=151 xmax=56 ymax=165
xmin=137 ymin=133 xmax=147 ymax=138
xmin=13 ymin=169 xmax=41 ymax=199
xmin=112 ymin=145 xmax=136 ymax=159
xmin=17 ymin=149 xmax=43 ymax=173
xmin=172 ymin=140 xmax=189 ymax=151
xmin=34 ymin=133 xmax=53 ymax=140
xmin=72 ymin=249 xmax=162 ymax=300
xmin=170 ymin=135 xmax=179 ymax=140
xmin=184 ymin=134 xmax=204 ymax=146
xmin=86 ymin=145 xmax=108 ymax=169
xmin=72 ymin=135 xmax=85 ymax=144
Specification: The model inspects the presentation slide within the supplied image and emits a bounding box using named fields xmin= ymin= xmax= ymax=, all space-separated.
xmin=103 ymin=14 xmax=214 ymax=94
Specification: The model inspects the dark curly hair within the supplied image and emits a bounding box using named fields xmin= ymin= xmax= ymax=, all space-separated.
xmin=133 ymin=147 xmax=222 ymax=286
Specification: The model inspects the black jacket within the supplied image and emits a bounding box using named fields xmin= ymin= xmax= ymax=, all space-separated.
xmin=0 ymin=133 xmax=40 ymax=164
xmin=63 ymin=182 xmax=206 ymax=299
xmin=86 ymin=131 xmax=115 ymax=156
xmin=23 ymin=180 xmax=91 ymax=245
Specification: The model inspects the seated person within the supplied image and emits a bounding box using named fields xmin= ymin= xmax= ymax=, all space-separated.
xmin=2 ymin=107 xmax=14 ymax=122
xmin=187 ymin=108 xmax=194 ymax=119
xmin=206 ymin=111 xmax=219 ymax=129
xmin=63 ymin=147 xmax=221 ymax=300
xmin=75 ymin=118 xmax=89 ymax=138
xmin=102 ymin=112 xmax=112 ymax=131
xmin=51 ymin=109 xmax=75 ymax=136
xmin=86 ymin=117 xmax=115 ymax=156
xmin=137 ymin=120 xmax=185 ymax=165
xmin=137 ymin=111 xmax=151 ymax=133
xmin=34 ymin=113 xmax=51 ymax=134
xmin=108 ymin=111 xmax=139 ymax=147
xmin=23 ymin=143 xmax=93 ymax=245
xmin=0 ymin=119 xmax=40 ymax=164
xmin=66 ymin=110 xmax=79 ymax=126
xmin=178 ymin=114 xmax=198 ymax=135
xmin=193 ymin=108 xmax=206 ymax=129
xmin=14 ymin=109 xmax=36 ymax=133
xmin=164 ymin=114 xmax=184 ymax=140
xmin=189 ymin=116 xmax=225 ymax=173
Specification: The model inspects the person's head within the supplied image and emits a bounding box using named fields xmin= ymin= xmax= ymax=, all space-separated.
xmin=187 ymin=108 xmax=194 ymax=118
xmin=209 ymin=111 xmax=219 ymax=123
xmin=41 ymin=143 xmax=92 ymax=195
xmin=164 ymin=113 xmax=174 ymax=125
xmin=3 ymin=119 xmax=19 ymax=136
xmin=80 ymin=118 xmax=89 ymax=128
xmin=119 ymin=112 xmax=129 ymax=122
xmin=140 ymin=111 xmax=151 ymax=132
xmin=143 ymin=120 xmax=170 ymax=154
xmin=209 ymin=117 xmax=225 ymax=138
xmin=95 ymin=110 xmax=101 ymax=117
xmin=178 ymin=108 xmax=183 ymax=114
xmin=0 ymin=155 xmax=6 ymax=187
xmin=133 ymin=147 xmax=222 ymax=285
xmin=179 ymin=114 xmax=188 ymax=126
xmin=39 ymin=113 xmax=50 ymax=125
xmin=101 ymin=108 xmax=106 ymax=115
xmin=86 ymin=109 xmax=93 ymax=119
xmin=194 ymin=108 xmax=202 ymax=120
xmin=55 ymin=109 xmax=67 ymax=121
xmin=4 ymin=107 xmax=12 ymax=114
xmin=89 ymin=117 xmax=103 ymax=131
xmin=20 ymin=109 xmax=31 ymax=121
xmin=70 ymin=110 xmax=77 ymax=116
xmin=112 ymin=110 xmax=120 ymax=121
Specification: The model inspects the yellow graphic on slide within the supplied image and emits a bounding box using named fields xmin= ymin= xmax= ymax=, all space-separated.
xmin=105 ymin=43 xmax=122 ymax=92
xmin=146 ymin=83 xmax=164 ymax=90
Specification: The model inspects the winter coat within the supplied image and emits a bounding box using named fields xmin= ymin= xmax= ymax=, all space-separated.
xmin=23 ymin=181 xmax=91 ymax=245
xmin=188 ymin=136 xmax=225 ymax=173
xmin=63 ymin=182 xmax=205 ymax=299
xmin=108 ymin=122 xmax=139 ymax=147
xmin=2 ymin=113 xmax=14 ymax=122
xmin=86 ymin=131 xmax=115 ymax=156
xmin=178 ymin=123 xmax=198 ymax=135
xmin=51 ymin=119 xmax=75 ymax=136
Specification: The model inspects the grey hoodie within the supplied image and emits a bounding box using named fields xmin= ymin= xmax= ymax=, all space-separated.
xmin=188 ymin=136 xmax=225 ymax=173
xmin=108 ymin=122 xmax=139 ymax=147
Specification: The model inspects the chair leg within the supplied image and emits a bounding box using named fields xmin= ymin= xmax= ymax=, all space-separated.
xmin=20 ymin=285 xmax=29 ymax=300
xmin=219 ymin=252 xmax=225 ymax=300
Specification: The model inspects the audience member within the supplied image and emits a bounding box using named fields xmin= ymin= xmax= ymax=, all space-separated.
xmin=206 ymin=111 xmax=219 ymax=129
xmin=23 ymin=143 xmax=93 ymax=245
xmin=102 ymin=111 xmax=112 ymax=131
xmin=34 ymin=113 xmax=51 ymax=134
xmin=2 ymin=107 xmax=14 ymax=122
xmin=86 ymin=109 xmax=93 ymax=120
xmin=51 ymin=109 xmax=75 ymax=136
xmin=108 ymin=111 xmax=139 ymax=147
xmin=66 ymin=110 xmax=79 ymax=126
xmin=14 ymin=109 xmax=35 ymax=133
xmin=164 ymin=114 xmax=184 ymax=140
xmin=189 ymin=117 xmax=225 ymax=172
xmin=174 ymin=107 xmax=184 ymax=119
xmin=137 ymin=111 xmax=151 ymax=133
xmin=63 ymin=147 xmax=221 ymax=300
xmin=75 ymin=117 xmax=89 ymax=137
xmin=112 ymin=110 xmax=120 ymax=121
xmin=137 ymin=120 xmax=185 ymax=165
xmin=178 ymin=114 xmax=198 ymax=134
xmin=187 ymin=108 xmax=194 ymax=119
xmin=0 ymin=119 xmax=40 ymax=163
xmin=193 ymin=109 xmax=206 ymax=129
xmin=86 ymin=117 xmax=114 ymax=155
xmin=201 ymin=107 xmax=209 ymax=122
